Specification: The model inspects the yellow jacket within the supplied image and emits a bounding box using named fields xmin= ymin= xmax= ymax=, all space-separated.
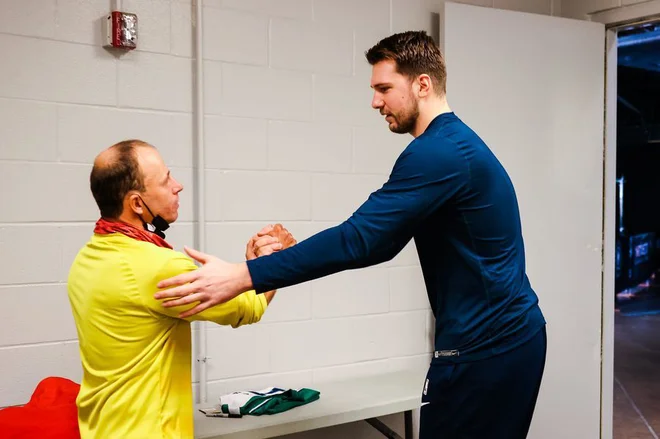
xmin=67 ymin=233 xmax=267 ymax=439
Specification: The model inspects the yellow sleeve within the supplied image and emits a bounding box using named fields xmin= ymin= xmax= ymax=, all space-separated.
xmin=144 ymin=252 xmax=268 ymax=328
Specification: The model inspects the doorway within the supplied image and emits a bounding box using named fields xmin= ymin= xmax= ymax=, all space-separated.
xmin=610 ymin=20 xmax=660 ymax=439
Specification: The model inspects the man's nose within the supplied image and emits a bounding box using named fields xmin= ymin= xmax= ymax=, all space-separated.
xmin=173 ymin=178 xmax=183 ymax=193
xmin=371 ymin=93 xmax=383 ymax=109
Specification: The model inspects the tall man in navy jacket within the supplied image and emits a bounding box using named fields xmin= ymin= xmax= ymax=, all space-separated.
xmin=156 ymin=31 xmax=547 ymax=439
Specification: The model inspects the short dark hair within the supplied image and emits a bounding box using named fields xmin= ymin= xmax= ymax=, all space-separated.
xmin=90 ymin=139 xmax=152 ymax=219
xmin=365 ymin=31 xmax=447 ymax=95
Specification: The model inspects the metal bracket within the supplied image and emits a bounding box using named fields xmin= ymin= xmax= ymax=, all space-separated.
xmin=365 ymin=410 xmax=413 ymax=439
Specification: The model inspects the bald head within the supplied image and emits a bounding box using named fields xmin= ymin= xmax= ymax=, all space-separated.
xmin=93 ymin=139 xmax=153 ymax=169
xmin=90 ymin=140 xmax=154 ymax=219
xmin=93 ymin=144 xmax=120 ymax=169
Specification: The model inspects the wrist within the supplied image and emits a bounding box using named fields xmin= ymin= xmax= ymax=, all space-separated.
xmin=236 ymin=261 xmax=253 ymax=292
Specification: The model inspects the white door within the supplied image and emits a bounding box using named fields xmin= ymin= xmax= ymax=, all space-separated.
xmin=440 ymin=3 xmax=606 ymax=439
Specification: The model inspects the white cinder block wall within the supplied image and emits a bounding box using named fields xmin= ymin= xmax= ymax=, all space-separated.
xmin=0 ymin=0 xmax=643 ymax=437
xmin=0 ymin=0 xmax=197 ymax=412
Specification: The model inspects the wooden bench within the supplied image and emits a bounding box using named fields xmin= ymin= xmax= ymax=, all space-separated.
xmin=194 ymin=368 xmax=425 ymax=439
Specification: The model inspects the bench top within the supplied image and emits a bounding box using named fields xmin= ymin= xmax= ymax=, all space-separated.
xmin=194 ymin=368 xmax=426 ymax=439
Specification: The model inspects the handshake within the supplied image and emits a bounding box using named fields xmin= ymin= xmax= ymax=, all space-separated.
xmin=245 ymin=223 xmax=297 ymax=261
xmin=155 ymin=222 xmax=297 ymax=316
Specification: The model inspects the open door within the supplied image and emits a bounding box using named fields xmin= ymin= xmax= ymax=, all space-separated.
xmin=440 ymin=3 xmax=606 ymax=438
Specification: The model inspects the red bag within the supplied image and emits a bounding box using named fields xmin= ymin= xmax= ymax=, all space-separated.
xmin=0 ymin=377 xmax=80 ymax=439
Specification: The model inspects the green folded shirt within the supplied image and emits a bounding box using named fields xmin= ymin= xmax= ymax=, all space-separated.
xmin=218 ymin=387 xmax=320 ymax=416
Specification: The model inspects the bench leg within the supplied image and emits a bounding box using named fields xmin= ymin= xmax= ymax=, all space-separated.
xmin=404 ymin=410 xmax=413 ymax=439
xmin=365 ymin=410 xmax=413 ymax=439
xmin=365 ymin=417 xmax=403 ymax=439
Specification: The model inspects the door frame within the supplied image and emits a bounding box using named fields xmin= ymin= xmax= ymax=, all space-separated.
xmin=594 ymin=5 xmax=660 ymax=439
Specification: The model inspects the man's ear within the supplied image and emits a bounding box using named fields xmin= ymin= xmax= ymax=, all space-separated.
xmin=417 ymin=74 xmax=432 ymax=98
xmin=127 ymin=192 xmax=144 ymax=215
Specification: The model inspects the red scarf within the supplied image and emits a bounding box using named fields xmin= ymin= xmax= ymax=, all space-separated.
xmin=94 ymin=218 xmax=172 ymax=249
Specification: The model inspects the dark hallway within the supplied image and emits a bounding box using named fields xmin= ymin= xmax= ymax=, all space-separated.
xmin=614 ymin=314 xmax=660 ymax=439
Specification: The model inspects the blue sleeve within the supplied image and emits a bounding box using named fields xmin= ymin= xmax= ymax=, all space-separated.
xmin=246 ymin=139 xmax=467 ymax=293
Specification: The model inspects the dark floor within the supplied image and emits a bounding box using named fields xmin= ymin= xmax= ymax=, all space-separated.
xmin=614 ymin=313 xmax=660 ymax=439
xmin=617 ymin=284 xmax=660 ymax=316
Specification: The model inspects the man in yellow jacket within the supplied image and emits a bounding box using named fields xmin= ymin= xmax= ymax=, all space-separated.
xmin=67 ymin=139 xmax=293 ymax=439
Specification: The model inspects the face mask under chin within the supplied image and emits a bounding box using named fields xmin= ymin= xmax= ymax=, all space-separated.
xmin=138 ymin=196 xmax=170 ymax=239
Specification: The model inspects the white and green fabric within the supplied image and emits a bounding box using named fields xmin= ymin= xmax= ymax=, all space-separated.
xmin=218 ymin=387 xmax=320 ymax=416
